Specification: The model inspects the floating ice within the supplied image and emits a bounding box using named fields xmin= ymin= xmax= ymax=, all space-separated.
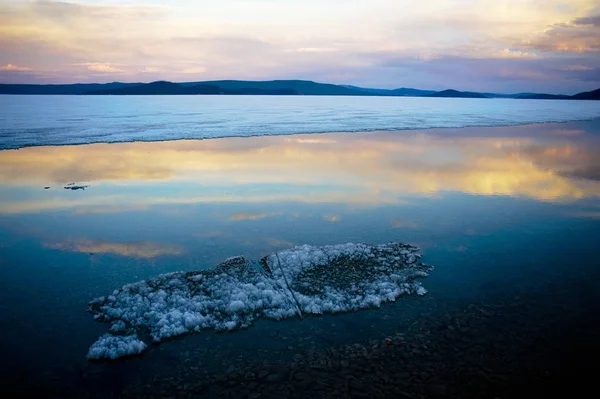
xmin=87 ymin=242 xmax=433 ymax=359
xmin=87 ymin=333 xmax=147 ymax=360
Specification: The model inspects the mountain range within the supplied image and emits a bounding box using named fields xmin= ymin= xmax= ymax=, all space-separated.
xmin=0 ymin=80 xmax=598 ymax=100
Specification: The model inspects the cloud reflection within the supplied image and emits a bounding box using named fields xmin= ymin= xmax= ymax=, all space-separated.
xmin=1 ymin=122 xmax=600 ymax=214
xmin=44 ymin=239 xmax=183 ymax=258
xmin=230 ymin=212 xmax=275 ymax=221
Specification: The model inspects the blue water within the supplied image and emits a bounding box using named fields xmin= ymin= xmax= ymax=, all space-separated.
xmin=1 ymin=95 xmax=599 ymax=149
xmin=0 ymin=101 xmax=600 ymax=396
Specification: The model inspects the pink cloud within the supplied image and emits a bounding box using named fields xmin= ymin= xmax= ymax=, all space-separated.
xmin=0 ymin=64 xmax=33 ymax=71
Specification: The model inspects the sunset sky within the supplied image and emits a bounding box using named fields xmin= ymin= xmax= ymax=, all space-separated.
xmin=1 ymin=0 xmax=599 ymax=93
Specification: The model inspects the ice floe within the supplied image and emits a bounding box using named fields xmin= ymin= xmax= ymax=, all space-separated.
xmin=87 ymin=242 xmax=433 ymax=359
xmin=87 ymin=333 xmax=147 ymax=360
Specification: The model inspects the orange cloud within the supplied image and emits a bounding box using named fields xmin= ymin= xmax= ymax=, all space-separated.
xmin=0 ymin=63 xmax=32 ymax=71
xmin=74 ymin=63 xmax=124 ymax=73
xmin=519 ymin=14 xmax=600 ymax=53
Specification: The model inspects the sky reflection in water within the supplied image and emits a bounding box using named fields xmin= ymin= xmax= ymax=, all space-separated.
xmin=2 ymin=121 xmax=600 ymax=212
xmin=0 ymin=120 xmax=599 ymax=267
xmin=1 ymin=121 xmax=600 ymax=387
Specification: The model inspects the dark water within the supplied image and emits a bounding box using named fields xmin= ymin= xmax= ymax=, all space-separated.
xmin=1 ymin=120 xmax=600 ymax=397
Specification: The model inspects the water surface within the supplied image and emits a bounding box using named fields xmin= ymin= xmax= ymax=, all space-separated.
xmin=1 ymin=95 xmax=599 ymax=149
xmin=1 ymin=120 xmax=600 ymax=397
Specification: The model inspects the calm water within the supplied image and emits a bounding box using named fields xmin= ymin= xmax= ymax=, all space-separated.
xmin=1 ymin=95 xmax=600 ymax=149
xmin=1 ymin=108 xmax=600 ymax=396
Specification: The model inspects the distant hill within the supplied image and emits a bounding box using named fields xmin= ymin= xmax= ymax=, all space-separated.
xmin=342 ymin=85 xmax=436 ymax=96
xmin=572 ymin=88 xmax=600 ymax=100
xmin=193 ymin=80 xmax=366 ymax=96
xmin=84 ymin=81 xmax=303 ymax=95
xmin=0 ymin=82 xmax=142 ymax=95
xmin=425 ymin=89 xmax=488 ymax=98
xmin=391 ymin=87 xmax=438 ymax=96
xmin=85 ymin=81 xmax=224 ymax=95
xmin=482 ymin=92 xmax=536 ymax=99
xmin=516 ymin=93 xmax=571 ymax=100
xmin=0 ymin=80 xmax=597 ymax=100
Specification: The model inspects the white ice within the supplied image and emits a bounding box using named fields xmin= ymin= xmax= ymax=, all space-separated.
xmin=87 ymin=243 xmax=433 ymax=359
xmin=87 ymin=333 xmax=147 ymax=360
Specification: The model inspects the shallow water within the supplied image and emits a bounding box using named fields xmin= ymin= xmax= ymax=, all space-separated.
xmin=1 ymin=119 xmax=600 ymax=397
xmin=1 ymin=94 xmax=600 ymax=149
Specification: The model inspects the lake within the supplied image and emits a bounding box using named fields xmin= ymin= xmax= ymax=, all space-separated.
xmin=2 ymin=95 xmax=600 ymax=149
xmin=0 ymin=96 xmax=600 ymax=398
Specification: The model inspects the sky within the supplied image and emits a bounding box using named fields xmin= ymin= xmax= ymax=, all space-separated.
xmin=0 ymin=0 xmax=599 ymax=93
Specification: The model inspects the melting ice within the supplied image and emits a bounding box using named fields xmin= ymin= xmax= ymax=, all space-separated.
xmin=86 ymin=242 xmax=433 ymax=359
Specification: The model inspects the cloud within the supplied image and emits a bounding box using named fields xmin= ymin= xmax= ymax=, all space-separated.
xmin=0 ymin=63 xmax=32 ymax=71
xmin=73 ymin=63 xmax=124 ymax=73
xmin=84 ymin=63 xmax=124 ymax=73
xmin=562 ymin=164 xmax=600 ymax=181
xmin=497 ymin=49 xmax=538 ymax=59
xmin=573 ymin=15 xmax=600 ymax=26
xmin=0 ymin=0 xmax=599 ymax=91
xmin=518 ymin=13 xmax=600 ymax=53
xmin=44 ymin=238 xmax=183 ymax=258
xmin=290 ymin=48 xmax=339 ymax=53
xmin=180 ymin=66 xmax=207 ymax=74
xmin=368 ymin=53 xmax=600 ymax=92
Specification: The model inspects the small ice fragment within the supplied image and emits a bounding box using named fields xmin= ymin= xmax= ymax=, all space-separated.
xmin=87 ymin=334 xmax=147 ymax=360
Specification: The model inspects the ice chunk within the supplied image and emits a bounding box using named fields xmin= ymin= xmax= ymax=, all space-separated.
xmin=87 ymin=242 xmax=433 ymax=359
xmin=87 ymin=334 xmax=147 ymax=360
xmin=261 ymin=242 xmax=432 ymax=315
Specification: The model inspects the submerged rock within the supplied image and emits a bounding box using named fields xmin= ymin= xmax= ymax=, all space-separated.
xmin=86 ymin=242 xmax=433 ymax=360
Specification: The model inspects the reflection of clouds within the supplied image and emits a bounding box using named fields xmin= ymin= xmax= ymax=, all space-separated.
xmin=449 ymin=245 xmax=468 ymax=252
xmin=570 ymin=211 xmax=600 ymax=219
xmin=230 ymin=212 xmax=274 ymax=221
xmin=1 ymin=123 xmax=600 ymax=215
xmin=44 ymin=239 xmax=183 ymax=258
xmin=323 ymin=215 xmax=341 ymax=222
xmin=392 ymin=219 xmax=419 ymax=229
xmin=290 ymin=138 xmax=338 ymax=144
xmin=74 ymin=205 xmax=149 ymax=215
xmin=267 ymin=238 xmax=294 ymax=247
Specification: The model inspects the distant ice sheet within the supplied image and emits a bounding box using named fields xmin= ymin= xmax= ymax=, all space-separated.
xmin=87 ymin=242 xmax=433 ymax=360
xmin=1 ymin=96 xmax=600 ymax=149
